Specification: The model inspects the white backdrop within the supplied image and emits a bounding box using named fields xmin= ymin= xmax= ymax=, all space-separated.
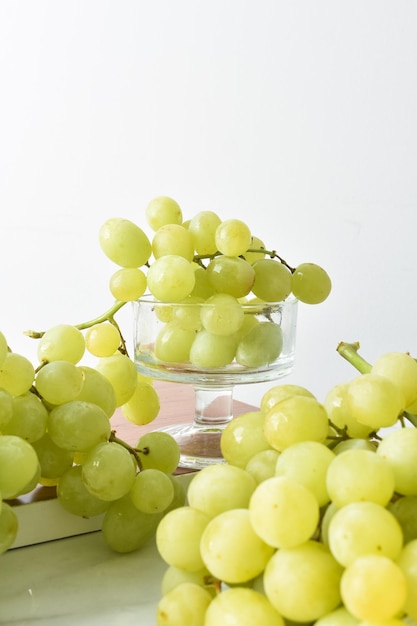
xmin=1 ymin=0 xmax=416 ymax=406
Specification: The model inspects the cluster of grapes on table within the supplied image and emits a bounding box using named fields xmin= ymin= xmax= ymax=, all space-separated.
xmin=156 ymin=345 xmax=417 ymax=625
xmin=0 ymin=195 xmax=331 ymax=554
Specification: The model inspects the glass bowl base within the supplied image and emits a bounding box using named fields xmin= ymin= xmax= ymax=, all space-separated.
xmin=156 ymin=422 xmax=227 ymax=470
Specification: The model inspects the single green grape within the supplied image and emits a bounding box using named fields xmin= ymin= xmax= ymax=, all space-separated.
xmin=0 ymin=352 xmax=35 ymax=397
xmin=388 ymin=495 xmax=417 ymax=543
xmin=145 ymin=196 xmax=183 ymax=231
xmin=121 ymin=378 xmax=160 ymax=425
xmin=371 ymin=351 xmax=417 ymax=407
xmin=264 ymin=541 xmax=343 ymax=623
xmin=73 ymin=366 xmax=117 ymax=417
xmin=324 ymin=382 xmax=374 ymax=438
xmin=82 ymin=441 xmax=137 ymax=501
xmin=291 ymin=262 xmax=332 ymax=304
xmin=397 ymin=539 xmax=417 ymax=620
xmin=190 ymin=267 xmax=216 ymax=300
xmin=37 ymin=324 xmax=85 ymax=364
xmin=0 ymin=435 xmax=40 ymax=499
xmin=340 ymin=555 xmax=407 ymax=622
xmin=188 ymin=210 xmax=221 ymax=255
xmin=152 ymin=223 xmax=194 ymax=261
xmin=215 ymin=218 xmax=251 ymax=257
xmin=0 ymin=503 xmax=18 ymax=554
xmin=220 ymin=411 xmax=273 ymax=468
xmin=376 ymin=426 xmax=417 ymax=495
xmin=99 ymin=217 xmax=152 ymax=268
xmin=95 ymin=353 xmax=138 ymax=406
xmin=0 ymin=388 xmax=13 ymax=430
xmin=200 ymin=293 xmax=244 ymax=336
xmin=154 ymin=321 xmax=196 ymax=362
xmin=328 ymin=501 xmax=403 ymax=567
xmin=346 ymin=373 xmax=405 ymax=429
xmin=251 ymin=259 xmax=292 ymax=302
xmin=47 ymin=400 xmax=111 ymax=452
xmin=189 ymin=329 xmax=237 ymax=368
xmin=156 ymin=582 xmax=213 ymax=626
xmin=31 ymin=433 xmax=74 ymax=480
xmin=136 ymin=431 xmax=180 ymax=473
xmin=206 ymin=255 xmax=255 ymax=298
xmin=109 ymin=267 xmax=147 ymax=302
xmin=249 ymin=475 xmax=320 ymax=548
xmin=245 ymin=449 xmax=280 ymax=485
xmin=146 ymin=255 xmax=196 ymax=302
xmin=3 ymin=391 xmax=48 ymax=443
xmin=85 ymin=323 xmax=121 ymax=357
xmin=236 ymin=321 xmax=283 ymax=368
xmin=204 ymin=587 xmax=285 ymax=626
xmin=130 ymin=468 xmax=174 ymax=514
xmin=260 ymin=383 xmax=316 ymax=414
xmin=35 ymin=360 xmax=85 ymax=405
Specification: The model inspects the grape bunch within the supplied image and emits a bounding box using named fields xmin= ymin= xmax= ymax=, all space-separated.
xmin=0 ymin=195 xmax=331 ymax=555
xmin=155 ymin=345 xmax=417 ymax=625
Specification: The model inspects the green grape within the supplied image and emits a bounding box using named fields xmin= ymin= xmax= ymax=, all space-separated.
xmin=171 ymin=297 xmax=203 ymax=331
xmin=263 ymin=395 xmax=329 ymax=452
xmin=220 ymin=411 xmax=273 ymax=468
xmin=397 ymin=539 xmax=417 ymax=620
xmin=85 ymin=323 xmax=121 ymax=357
xmin=165 ymin=474 xmax=187 ymax=512
xmin=145 ymin=196 xmax=183 ymax=231
xmin=377 ymin=427 xmax=417 ymax=495
xmin=0 ymin=330 xmax=8 ymax=367
xmin=206 ymin=588 xmax=284 ymax=626
xmin=47 ymin=400 xmax=111 ymax=452
xmin=136 ymin=431 xmax=180 ymax=473
xmin=251 ymin=259 xmax=292 ymax=302
xmin=0 ymin=435 xmax=39 ymax=499
xmin=324 ymin=382 xmax=374 ymax=438
xmin=82 ymin=441 xmax=136 ymax=501
xmin=243 ymin=235 xmax=266 ymax=265
xmin=95 ymin=353 xmax=138 ymax=406
xmin=57 ymin=465 xmax=110 ymax=517
xmin=200 ymin=508 xmax=274 ymax=584
xmin=73 ymin=366 xmax=117 ymax=417
xmin=156 ymin=506 xmax=211 ymax=571
xmin=130 ymin=468 xmax=174 ymax=514
xmin=291 ymin=262 xmax=332 ymax=304
xmin=314 ymin=607 xmax=360 ymax=626
xmin=31 ymin=433 xmax=74 ymax=480
xmin=215 ymin=218 xmax=251 ymax=257
xmin=190 ymin=267 xmax=216 ymax=300
xmin=332 ymin=438 xmax=377 ymax=454
xmin=37 ymin=324 xmax=85 ymax=364
xmin=320 ymin=501 xmax=338 ymax=546
xmin=326 ymin=448 xmax=395 ymax=507
xmin=0 ymin=502 xmax=18 ymax=554
xmin=245 ymin=449 xmax=280 ymax=485
xmin=260 ymin=383 xmax=316 ymax=415
xmin=154 ymin=321 xmax=196 ymax=362
xmin=236 ymin=321 xmax=283 ymax=368
xmin=121 ymin=378 xmax=160 ymax=425
xmin=200 ymin=293 xmax=244 ymax=336
xmin=371 ymin=351 xmax=417 ymax=406
xmin=152 ymin=223 xmax=195 ymax=261
xmin=156 ymin=581 xmax=212 ymax=626
xmin=249 ymin=475 xmax=319 ymax=548
xmin=99 ymin=217 xmax=152 ymax=267
xmin=388 ymin=495 xmax=417 ymax=543
xmin=35 ymin=360 xmax=85 ymax=405
xmin=274 ymin=441 xmax=335 ymax=507
xmin=264 ymin=541 xmax=343 ymax=623
xmin=0 ymin=352 xmax=35 ymax=396
xmin=340 ymin=555 xmax=407 ymax=622
xmin=186 ymin=463 xmax=256 ymax=519
xmin=0 ymin=388 xmax=13 ymax=430
xmin=146 ymin=255 xmax=196 ymax=302
xmin=189 ymin=329 xmax=237 ymax=368
xmin=206 ymin=255 xmax=255 ymax=298
xmin=109 ymin=267 xmax=147 ymax=302
xmin=3 ymin=391 xmax=48 ymax=442
xmin=102 ymin=492 xmax=163 ymax=553
xmin=328 ymin=501 xmax=403 ymax=567
xmin=188 ymin=210 xmax=221 ymax=255
xmin=347 ymin=372 xmax=405 ymax=429
xmin=161 ymin=564 xmax=216 ymax=597
xmin=234 ymin=312 xmax=259 ymax=343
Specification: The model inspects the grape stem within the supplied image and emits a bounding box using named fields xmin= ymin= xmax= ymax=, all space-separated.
xmin=193 ymin=248 xmax=295 ymax=272
xmin=109 ymin=430 xmax=144 ymax=471
xmin=336 ymin=341 xmax=372 ymax=374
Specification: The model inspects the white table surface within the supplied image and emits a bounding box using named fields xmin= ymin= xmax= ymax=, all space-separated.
xmin=0 ymin=530 xmax=165 ymax=625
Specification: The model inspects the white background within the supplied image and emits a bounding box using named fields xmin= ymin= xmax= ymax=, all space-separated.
xmin=1 ymin=0 xmax=416 ymax=407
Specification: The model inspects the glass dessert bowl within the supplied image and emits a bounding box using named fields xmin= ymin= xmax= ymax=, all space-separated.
xmin=133 ymin=295 xmax=298 ymax=469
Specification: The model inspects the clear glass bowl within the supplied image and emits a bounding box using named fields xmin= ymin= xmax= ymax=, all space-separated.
xmin=133 ymin=296 xmax=298 ymax=469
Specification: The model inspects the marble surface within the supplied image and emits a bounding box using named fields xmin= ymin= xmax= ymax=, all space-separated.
xmin=0 ymin=531 xmax=166 ymax=625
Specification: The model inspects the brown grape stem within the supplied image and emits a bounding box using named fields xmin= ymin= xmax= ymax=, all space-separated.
xmin=109 ymin=430 xmax=144 ymax=471
xmin=336 ymin=341 xmax=372 ymax=374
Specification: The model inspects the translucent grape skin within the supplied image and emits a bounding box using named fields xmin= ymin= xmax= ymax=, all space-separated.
xmin=346 ymin=373 xmax=405 ymax=430
xmin=146 ymin=254 xmax=196 ymax=302
xmin=47 ymin=400 xmax=111 ymax=452
xmin=37 ymin=324 xmax=85 ymax=364
xmin=188 ymin=210 xmax=222 ymax=255
xmin=130 ymin=468 xmax=174 ymax=514
xmin=205 ymin=587 xmax=285 ymax=626
xmin=99 ymin=217 xmax=152 ymax=268
xmin=156 ymin=581 xmax=212 ymax=626
xmin=0 ymin=352 xmax=35 ymax=397
xmin=220 ymin=410 xmax=273 ymax=468
xmin=251 ymin=258 xmax=292 ymax=302
xmin=152 ymin=223 xmax=195 ymax=261
xmin=206 ymin=255 xmax=255 ymax=298
xmin=136 ymin=431 xmax=181 ymax=474
xmin=215 ymin=218 xmax=252 ymax=257
xmin=109 ymin=267 xmax=147 ymax=302
xmin=145 ymin=196 xmax=183 ymax=231
xmin=236 ymin=321 xmax=283 ymax=368
xmin=291 ymin=262 xmax=332 ymax=304
xmin=95 ymin=353 xmax=138 ymax=406
xmin=82 ymin=441 xmax=137 ymax=501
xmin=121 ymin=378 xmax=160 ymax=425
xmin=35 ymin=360 xmax=85 ymax=406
